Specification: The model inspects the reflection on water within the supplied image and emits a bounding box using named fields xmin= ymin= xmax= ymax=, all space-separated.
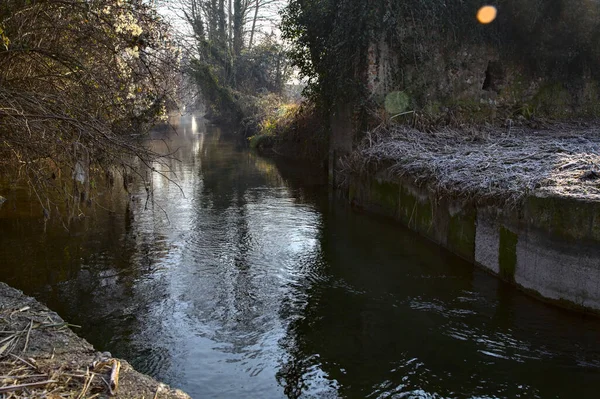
xmin=1 ymin=116 xmax=600 ymax=398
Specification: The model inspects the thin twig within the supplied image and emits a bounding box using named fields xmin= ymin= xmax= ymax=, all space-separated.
xmin=0 ymin=379 xmax=57 ymax=393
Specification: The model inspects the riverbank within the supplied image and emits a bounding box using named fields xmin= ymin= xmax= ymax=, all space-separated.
xmin=243 ymin=101 xmax=329 ymax=164
xmin=347 ymin=122 xmax=600 ymax=203
xmin=0 ymin=282 xmax=190 ymax=398
xmin=338 ymin=121 xmax=600 ymax=313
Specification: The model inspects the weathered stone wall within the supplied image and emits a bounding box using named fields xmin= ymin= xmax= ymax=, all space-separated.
xmin=362 ymin=1 xmax=600 ymax=121
xmin=325 ymin=0 xmax=600 ymax=314
xmin=347 ymin=173 xmax=600 ymax=312
xmin=367 ymin=36 xmax=600 ymax=121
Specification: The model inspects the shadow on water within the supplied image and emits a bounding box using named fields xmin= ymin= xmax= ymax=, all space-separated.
xmin=277 ymin=206 xmax=600 ymax=398
xmin=1 ymin=115 xmax=600 ymax=398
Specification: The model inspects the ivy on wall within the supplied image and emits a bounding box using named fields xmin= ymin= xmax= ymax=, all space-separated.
xmin=282 ymin=0 xmax=600 ymax=115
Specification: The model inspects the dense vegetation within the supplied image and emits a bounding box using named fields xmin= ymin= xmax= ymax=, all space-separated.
xmin=181 ymin=0 xmax=291 ymax=122
xmin=6 ymin=0 xmax=600 ymax=218
xmin=0 ymin=0 xmax=179 ymax=219
xmin=282 ymin=0 xmax=600 ymax=119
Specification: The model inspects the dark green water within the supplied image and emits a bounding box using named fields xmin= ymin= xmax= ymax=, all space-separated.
xmin=1 ymin=117 xmax=600 ymax=398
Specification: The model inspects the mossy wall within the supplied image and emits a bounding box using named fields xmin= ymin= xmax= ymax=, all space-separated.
xmin=369 ymin=43 xmax=600 ymax=122
xmin=349 ymin=174 xmax=478 ymax=263
xmin=363 ymin=1 xmax=600 ymax=121
xmin=524 ymin=195 xmax=600 ymax=242
xmin=448 ymin=209 xmax=477 ymax=262
xmin=347 ymin=172 xmax=600 ymax=313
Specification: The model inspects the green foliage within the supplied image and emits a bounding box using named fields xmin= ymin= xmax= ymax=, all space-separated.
xmin=0 ymin=0 xmax=179 ymax=218
xmin=282 ymin=0 xmax=600 ymax=117
xmin=246 ymin=99 xmax=328 ymax=161
xmin=0 ymin=25 xmax=9 ymax=50
xmin=384 ymin=91 xmax=410 ymax=115
xmin=380 ymin=0 xmax=600 ymax=81
xmin=248 ymin=133 xmax=274 ymax=150
xmin=190 ymin=60 xmax=242 ymax=122
xmin=260 ymin=102 xmax=300 ymax=135
xmin=281 ymin=0 xmax=372 ymax=106
xmin=235 ymin=35 xmax=291 ymax=95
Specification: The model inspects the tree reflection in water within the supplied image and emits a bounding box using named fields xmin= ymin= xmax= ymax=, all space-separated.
xmin=1 ymin=117 xmax=600 ymax=398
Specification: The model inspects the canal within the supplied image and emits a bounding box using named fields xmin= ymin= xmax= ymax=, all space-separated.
xmin=1 ymin=116 xmax=599 ymax=398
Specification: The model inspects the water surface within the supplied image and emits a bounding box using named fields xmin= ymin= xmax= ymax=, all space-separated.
xmin=1 ymin=117 xmax=599 ymax=398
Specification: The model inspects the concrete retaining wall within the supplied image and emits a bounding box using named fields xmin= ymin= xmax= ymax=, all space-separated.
xmin=347 ymin=173 xmax=600 ymax=312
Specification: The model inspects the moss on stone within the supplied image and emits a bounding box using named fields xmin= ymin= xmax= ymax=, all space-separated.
xmin=525 ymin=195 xmax=600 ymax=241
xmin=447 ymin=207 xmax=476 ymax=261
xmin=397 ymin=185 xmax=435 ymax=235
xmin=531 ymin=82 xmax=572 ymax=118
xmin=499 ymin=226 xmax=518 ymax=282
xmin=397 ymin=185 xmax=415 ymax=222
xmin=369 ymin=179 xmax=400 ymax=216
xmin=424 ymin=101 xmax=442 ymax=116
xmin=414 ymin=199 xmax=434 ymax=234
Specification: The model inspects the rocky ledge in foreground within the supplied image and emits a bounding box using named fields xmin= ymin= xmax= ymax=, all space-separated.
xmin=0 ymin=282 xmax=190 ymax=399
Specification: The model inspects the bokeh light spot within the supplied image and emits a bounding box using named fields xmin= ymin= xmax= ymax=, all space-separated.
xmin=477 ymin=6 xmax=497 ymax=24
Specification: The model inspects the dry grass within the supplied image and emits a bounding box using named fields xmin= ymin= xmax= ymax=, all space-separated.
xmin=348 ymin=122 xmax=600 ymax=204
xmin=0 ymin=283 xmax=190 ymax=399
xmin=0 ymin=305 xmax=121 ymax=398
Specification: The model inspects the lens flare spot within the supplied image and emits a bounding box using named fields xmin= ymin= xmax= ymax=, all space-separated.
xmin=385 ymin=91 xmax=410 ymax=115
xmin=477 ymin=6 xmax=497 ymax=24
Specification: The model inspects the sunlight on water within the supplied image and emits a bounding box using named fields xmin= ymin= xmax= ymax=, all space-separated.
xmin=2 ymin=116 xmax=600 ymax=398
xmin=191 ymin=116 xmax=197 ymax=133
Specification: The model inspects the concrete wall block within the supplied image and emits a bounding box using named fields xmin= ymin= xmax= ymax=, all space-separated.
xmin=515 ymin=233 xmax=600 ymax=309
xmin=346 ymin=171 xmax=600 ymax=312
xmin=498 ymin=226 xmax=518 ymax=281
xmin=475 ymin=211 xmax=500 ymax=274
xmin=447 ymin=207 xmax=476 ymax=262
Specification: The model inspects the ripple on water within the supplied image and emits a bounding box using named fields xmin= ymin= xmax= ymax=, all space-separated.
xmin=4 ymin=123 xmax=600 ymax=399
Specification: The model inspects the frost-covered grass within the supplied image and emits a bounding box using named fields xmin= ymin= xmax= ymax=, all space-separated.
xmin=349 ymin=123 xmax=600 ymax=204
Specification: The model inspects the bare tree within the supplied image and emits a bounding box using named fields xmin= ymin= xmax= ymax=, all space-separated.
xmin=248 ymin=0 xmax=286 ymax=48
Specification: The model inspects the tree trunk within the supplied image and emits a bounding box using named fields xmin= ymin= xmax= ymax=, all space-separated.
xmin=248 ymin=0 xmax=259 ymax=48
xmin=228 ymin=0 xmax=233 ymax=52
xmin=275 ymin=51 xmax=281 ymax=93
xmin=208 ymin=0 xmax=218 ymax=42
xmin=233 ymin=0 xmax=243 ymax=57
xmin=218 ymin=0 xmax=226 ymax=45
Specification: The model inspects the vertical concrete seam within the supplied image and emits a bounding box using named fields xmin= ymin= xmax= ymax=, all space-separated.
xmin=499 ymin=226 xmax=518 ymax=282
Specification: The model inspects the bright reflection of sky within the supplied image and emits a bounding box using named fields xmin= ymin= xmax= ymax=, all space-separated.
xmin=128 ymin=117 xmax=335 ymax=397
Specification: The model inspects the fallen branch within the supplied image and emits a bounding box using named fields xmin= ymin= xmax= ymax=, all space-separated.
xmin=0 ymin=379 xmax=57 ymax=394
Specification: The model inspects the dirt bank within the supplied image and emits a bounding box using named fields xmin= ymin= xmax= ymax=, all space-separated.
xmin=0 ymin=282 xmax=190 ymax=399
